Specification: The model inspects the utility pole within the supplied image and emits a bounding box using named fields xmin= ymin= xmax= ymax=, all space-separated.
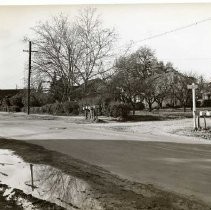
xmin=23 ymin=41 xmax=38 ymax=115
xmin=27 ymin=41 xmax=31 ymax=115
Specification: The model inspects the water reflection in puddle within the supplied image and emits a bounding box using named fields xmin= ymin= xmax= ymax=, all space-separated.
xmin=0 ymin=149 xmax=103 ymax=210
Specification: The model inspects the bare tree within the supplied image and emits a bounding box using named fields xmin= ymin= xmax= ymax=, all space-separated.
xmin=152 ymin=62 xmax=174 ymax=109
xmin=113 ymin=55 xmax=139 ymax=114
xmin=171 ymin=72 xmax=196 ymax=112
xmin=130 ymin=47 xmax=158 ymax=111
xmin=112 ymin=46 xmax=159 ymax=112
xmin=129 ymin=47 xmax=157 ymax=79
xmin=31 ymin=15 xmax=79 ymax=100
xmin=30 ymin=8 xmax=116 ymax=101
xmin=74 ymin=8 xmax=117 ymax=91
xmin=196 ymin=75 xmax=208 ymax=100
xmin=142 ymin=78 xmax=156 ymax=111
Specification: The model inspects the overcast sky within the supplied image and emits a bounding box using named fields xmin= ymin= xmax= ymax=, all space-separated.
xmin=1 ymin=3 xmax=211 ymax=89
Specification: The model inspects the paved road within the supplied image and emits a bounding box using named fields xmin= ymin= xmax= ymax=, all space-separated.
xmin=28 ymin=139 xmax=211 ymax=205
xmin=0 ymin=112 xmax=211 ymax=205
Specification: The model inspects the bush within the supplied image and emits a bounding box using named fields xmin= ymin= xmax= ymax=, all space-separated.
xmin=30 ymin=101 xmax=79 ymax=116
xmin=8 ymin=106 xmax=21 ymax=112
xmin=135 ymin=102 xmax=145 ymax=110
xmin=50 ymin=102 xmax=64 ymax=115
xmin=21 ymin=92 xmax=54 ymax=107
xmin=9 ymin=95 xmax=24 ymax=108
xmin=196 ymin=100 xmax=201 ymax=107
xmin=22 ymin=101 xmax=80 ymax=116
xmin=62 ymin=101 xmax=79 ymax=115
xmin=30 ymin=107 xmax=40 ymax=114
xmin=165 ymin=103 xmax=180 ymax=108
xmin=108 ymin=101 xmax=130 ymax=120
xmin=43 ymin=104 xmax=54 ymax=114
xmin=202 ymin=100 xmax=211 ymax=107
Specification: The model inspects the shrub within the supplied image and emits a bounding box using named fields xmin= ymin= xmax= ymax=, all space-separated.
xmin=108 ymin=101 xmax=130 ymax=120
xmin=8 ymin=106 xmax=21 ymax=112
xmin=22 ymin=94 xmax=40 ymax=107
xmin=202 ymin=100 xmax=211 ymax=107
xmin=44 ymin=104 xmax=54 ymax=114
xmin=50 ymin=102 xmax=64 ymax=115
xmin=22 ymin=101 xmax=80 ymax=116
xmin=9 ymin=95 xmax=24 ymax=109
xmin=62 ymin=101 xmax=79 ymax=115
xmin=21 ymin=107 xmax=27 ymax=113
xmin=30 ymin=107 xmax=40 ymax=114
xmin=135 ymin=102 xmax=145 ymax=110
xmin=21 ymin=92 xmax=54 ymax=107
xmin=196 ymin=100 xmax=201 ymax=107
xmin=165 ymin=103 xmax=180 ymax=108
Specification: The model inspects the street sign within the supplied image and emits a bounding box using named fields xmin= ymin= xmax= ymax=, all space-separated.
xmin=187 ymin=84 xmax=198 ymax=90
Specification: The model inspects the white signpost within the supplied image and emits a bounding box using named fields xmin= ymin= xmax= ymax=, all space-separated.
xmin=187 ymin=83 xmax=198 ymax=130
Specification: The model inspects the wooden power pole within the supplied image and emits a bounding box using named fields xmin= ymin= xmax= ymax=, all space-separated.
xmin=27 ymin=41 xmax=31 ymax=115
xmin=23 ymin=41 xmax=37 ymax=115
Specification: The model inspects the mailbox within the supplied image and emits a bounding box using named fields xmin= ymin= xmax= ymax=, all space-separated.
xmin=199 ymin=110 xmax=211 ymax=117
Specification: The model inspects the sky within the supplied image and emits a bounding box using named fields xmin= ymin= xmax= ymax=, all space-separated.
xmin=1 ymin=3 xmax=211 ymax=89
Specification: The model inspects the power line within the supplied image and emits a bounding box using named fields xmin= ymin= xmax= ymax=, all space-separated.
xmin=162 ymin=57 xmax=211 ymax=61
xmin=132 ymin=17 xmax=211 ymax=44
xmin=116 ymin=17 xmax=211 ymax=54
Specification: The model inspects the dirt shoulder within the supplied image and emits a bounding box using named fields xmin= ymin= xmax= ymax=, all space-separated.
xmin=0 ymin=138 xmax=210 ymax=210
xmin=172 ymin=126 xmax=211 ymax=141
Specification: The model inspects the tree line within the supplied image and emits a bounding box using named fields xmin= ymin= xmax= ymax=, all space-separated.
xmin=22 ymin=7 xmax=208 ymax=115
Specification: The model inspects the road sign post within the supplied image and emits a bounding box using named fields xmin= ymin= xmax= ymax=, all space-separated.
xmin=187 ymin=83 xmax=198 ymax=130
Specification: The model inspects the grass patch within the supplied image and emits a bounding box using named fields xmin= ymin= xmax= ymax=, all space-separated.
xmin=127 ymin=110 xmax=193 ymax=122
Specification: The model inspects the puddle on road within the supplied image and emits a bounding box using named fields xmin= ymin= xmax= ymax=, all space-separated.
xmin=0 ymin=149 xmax=103 ymax=210
xmin=49 ymin=127 xmax=67 ymax=130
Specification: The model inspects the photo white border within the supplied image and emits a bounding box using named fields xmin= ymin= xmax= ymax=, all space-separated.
xmin=1 ymin=0 xmax=211 ymax=6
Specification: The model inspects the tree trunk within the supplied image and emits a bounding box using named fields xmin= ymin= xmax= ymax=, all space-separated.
xmin=131 ymin=103 xmax=136 ymax=115
xmin=183 ymin=105 xmax=186 ymax=112
xmin=159 ymin=101 xmax=163 ymax=109
xmin=83 ymin=80 xmax=88 ymax=96
xmin=148 ymin=103 xmax=152 ymax=112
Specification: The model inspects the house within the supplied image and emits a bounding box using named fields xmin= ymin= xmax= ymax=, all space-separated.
xmin=197 ymin=82 xmax=211 ymax=107
xmin=202 ymin=92 xmax=211 ymax=100
xmin=0 ymin=89 xmax=24 ymax=106
xmin=0 ymin=89 xmax=23 ymax=99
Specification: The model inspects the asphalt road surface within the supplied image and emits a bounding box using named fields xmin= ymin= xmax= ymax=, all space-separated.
xmin=0 ymin=112 xmax=211 ymax=205
xmin=29 ymin=139 xmax=211 ymax=205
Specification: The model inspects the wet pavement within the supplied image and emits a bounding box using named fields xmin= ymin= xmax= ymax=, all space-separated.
xmin=1 ymin=138 xmax=211 ymax=210
xmin=0 ymin=149 xmax=102 ymax=210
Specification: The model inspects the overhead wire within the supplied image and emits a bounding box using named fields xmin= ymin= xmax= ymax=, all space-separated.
xmin=115 ymin=17 xmax=211 ymax=61
xmin=117 ymin=17 xmax=211 ymax=51
xmin=131 ymin=17 xmax=211 ymax=44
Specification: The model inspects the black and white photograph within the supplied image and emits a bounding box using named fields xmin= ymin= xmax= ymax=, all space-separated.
xmin=0 ymin=0 xmax=211 ymax=209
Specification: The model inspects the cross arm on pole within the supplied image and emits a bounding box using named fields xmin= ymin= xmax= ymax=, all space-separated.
xmin=23 ymin=50 xmax=38 ymax=53
xmin=187 ymin=83 xmax=198 ymax=90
